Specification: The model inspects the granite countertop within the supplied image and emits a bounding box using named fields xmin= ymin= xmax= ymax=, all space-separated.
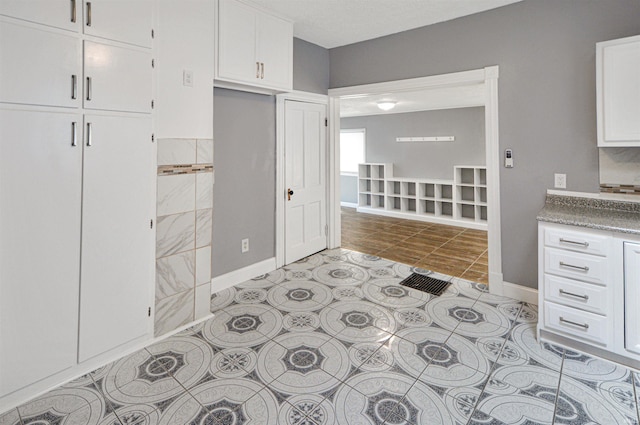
xmin=537 ymin=192 xmax=640 ymax=235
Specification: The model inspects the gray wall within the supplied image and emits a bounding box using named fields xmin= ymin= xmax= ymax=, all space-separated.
xmin=212 ymin=39 xmax=329 ymax=278
xmin=343 ymin=107 xmax=485 ymax=179
xmin=293 ymin=38 xmax=330 ymax=94
xmin=212 ymin=88 xmax=276 ymax=277
xmin=330 ymin=0 xmax=640 ymax=288
xmin=341 ymin=107 xmax=485 ymax=204
xmin=341 ymin=175 xmax=358 ymax=204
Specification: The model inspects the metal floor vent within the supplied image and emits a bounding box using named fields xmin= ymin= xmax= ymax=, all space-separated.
xmin=400 ymin=273 xmax=451 ymax=296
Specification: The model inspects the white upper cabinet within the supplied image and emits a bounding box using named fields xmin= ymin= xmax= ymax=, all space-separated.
xmin=84 ymin=41 xmax=152 ymax=113
xmin=0 ymin=0 xmax=80 ymax=32
xmin=82 ymin=0 xmax=153 ymax=48
xmin=216 ymin=0 xmax=292 ymax=93
xmin=0 ymin=20 xmax=81 ymax=108
xmin=597 ymin=35 xmax=640 ymax=147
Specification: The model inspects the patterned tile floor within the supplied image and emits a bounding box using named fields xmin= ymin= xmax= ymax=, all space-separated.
xmin=2 ymin=248 xmax=639 ymax=424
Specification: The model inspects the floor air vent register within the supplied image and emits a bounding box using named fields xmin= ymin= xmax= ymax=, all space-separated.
xmin=400 ymin=273 xmax=451 ymax=296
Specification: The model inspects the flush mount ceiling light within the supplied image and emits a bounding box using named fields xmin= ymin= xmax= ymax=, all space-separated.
xmin=377 ymin=101 xmax=396 ymax=111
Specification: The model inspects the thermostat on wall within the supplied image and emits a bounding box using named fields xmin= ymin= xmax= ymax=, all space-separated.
xmin=505 ymin=149 xmax=513 ymax=168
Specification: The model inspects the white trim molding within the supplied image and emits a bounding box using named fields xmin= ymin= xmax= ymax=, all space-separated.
xmin=275 ymin=91 xmax=330 ymax=268
xmin=501 ymin=281 xmax=539 ymax=305
xmin=341 ymin=202 xmax=358 ymax=208
xmin=328 ymin=66 xmax=504 ymax=296
xmin=210 ymin=257 xmax=277 ymax=294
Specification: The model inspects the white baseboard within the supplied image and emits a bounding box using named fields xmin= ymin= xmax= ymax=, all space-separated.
xmin=211 ymin=257 xmax=277 ymax=294
xmin=340 ymin=202 xmax=358 ymax=208
xmin=501 ymin=280 xmax=539 ymax=305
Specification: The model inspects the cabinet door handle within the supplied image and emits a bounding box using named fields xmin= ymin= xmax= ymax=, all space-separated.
xmin=86 ymin=1 xmax=92 ymax=26
xmin=86 ymin=77 xmax=92 ymax=101
xmin=71 ymin=74 xmax=77 ymax=100
xmin=559 ymin=238 xmax=589 ymax=248
xmin=261 ymin=62 xmax=264 ymax=79
xmin=559 ymin=317 xmax=589 ymax=330
xmin=71 ymin=121 xmax=77 ymax=146
xmin=256 ymin=62 xmax=260 ymax=79
xmin=86 ymin=122 xmax=92 ymax=146
xmin=559 ymin=289 xmax=589 ymax=301
xmin=70 ymin=0 xmax=77 ymax=23
xmin=559 ymin=261 xmax=589 ymax=272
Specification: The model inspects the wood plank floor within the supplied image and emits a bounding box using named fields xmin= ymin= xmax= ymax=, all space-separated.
xmin=341 ymin=207 xmax=489 ymax=284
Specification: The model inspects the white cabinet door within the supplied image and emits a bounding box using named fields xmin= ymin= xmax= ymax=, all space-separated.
xmin=0 ymin=21 xmax=81 ymax=108
xmin=256 ymin=12 xmax=292 ymax=90
xmin=0 ymin=109 xmax=82 ymax=396
xmin=79 ymin=114 xmax=154 ymax=362
xmin=624 ymin=242 xmax=640 ymax=355
xmin=217 ymin=0 xmax=257 ymax=84
xmin=84 ymin=41 xmax=152 ymax=113
xmin=0 ymin=0 xmax=80 ymax=32
xmin=83 ymin=0 xmax=152 ymax=48
xmin=597 ymin=36 xmax=640 ymax=146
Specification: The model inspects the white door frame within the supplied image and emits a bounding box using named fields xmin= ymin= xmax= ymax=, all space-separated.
xmin=275 ymin=90 xmax=330 ymax=268
xmin=327 ymin=66 xmax=505 ymax=295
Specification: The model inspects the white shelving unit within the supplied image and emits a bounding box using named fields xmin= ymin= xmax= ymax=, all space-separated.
xmin=356 ymin=163 xmax=487 ymax=230
xmin=454 ymin=166 xmax=488 ymax=224
xmin=358 ymin=163 xmax=390 ymax=210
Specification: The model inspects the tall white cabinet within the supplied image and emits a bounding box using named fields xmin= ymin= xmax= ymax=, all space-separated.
xmin=0 ymin=0 xmax=154 ymax=408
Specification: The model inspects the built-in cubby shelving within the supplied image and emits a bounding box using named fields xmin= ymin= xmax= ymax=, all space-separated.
xmin=357 ymin=163 xmax=487 ymax=230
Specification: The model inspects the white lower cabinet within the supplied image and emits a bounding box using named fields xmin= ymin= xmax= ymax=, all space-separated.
xmin=624 ymin=242 xmax=640 ymax=355
xmin=0 ymin=109 xmax=82 ymax=396
xmin=538 ymin=222 xmax=640 ymax=366
xmin=79 ymin=114 xmax=154 ymax=362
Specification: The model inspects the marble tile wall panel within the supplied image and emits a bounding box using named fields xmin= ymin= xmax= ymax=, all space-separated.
xmin=196 ymin=172 xmax=213 ymax=210
xmin=157 ymin=138 xmax=197 ymax=166
xmin=196 ymin=139 xmax=214 ymax=164
xmin=156 ymin=212 xmax=195 ymax=258
xmin=195 ymin=246 xmax=211 ymax=285
xmin=156 ymin=251 xmax=195 ymax=300
xmin=157 ymin=174 xmax=196 ymax=216
xmin=599 ymin=148 xmax=640 ymax=186
xmin=196 ymin=208 xmax=212 ymax=248
xmin=194 ymin=282 xmax=211 ymax=320
xmin=154 ymin=288 xmax=194 ymax=337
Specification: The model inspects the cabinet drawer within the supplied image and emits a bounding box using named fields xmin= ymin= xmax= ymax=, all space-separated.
xmin=544 ymin=274 xmax=610 ymax=315
xmin=544 ymin=226 xmax=611 ymax=256
xmin=545 ymin=247 xmax=610 ymax=285
xmin=544 ymin=301 xmax=612 ymax=347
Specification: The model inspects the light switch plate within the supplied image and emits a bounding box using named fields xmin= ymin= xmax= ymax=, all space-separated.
xmin=183 ymin=69 xmax=193 ymax=87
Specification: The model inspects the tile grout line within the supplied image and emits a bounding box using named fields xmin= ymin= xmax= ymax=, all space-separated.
xmin=551 ymin=348 xmax=567 ymax=425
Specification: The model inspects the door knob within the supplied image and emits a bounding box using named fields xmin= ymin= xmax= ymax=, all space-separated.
xmin=287 ymin=188 xmax=294 ymax=201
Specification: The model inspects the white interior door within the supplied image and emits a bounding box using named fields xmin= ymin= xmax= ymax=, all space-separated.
xmin=79 ymin=113 xmax=154 ymax=362
xmin=285 ymin=100 xmax=327 ymax=264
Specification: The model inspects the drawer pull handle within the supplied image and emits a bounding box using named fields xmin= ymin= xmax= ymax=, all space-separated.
xmin=559 ymin=238 xmax=589 ymax=248
xmin=559 ymin=317 xmax=589 ymax=330
xmin=559 ymin=261 xmax=589 ymax=272
xmin=559 ymin=289 xmax=589 ymax=301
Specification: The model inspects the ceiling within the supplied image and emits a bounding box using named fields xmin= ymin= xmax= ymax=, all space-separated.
xmin=249 ymin=0 xmax=521 ymax=49
xmin=339 ymin=84 xmax=486 ymax=117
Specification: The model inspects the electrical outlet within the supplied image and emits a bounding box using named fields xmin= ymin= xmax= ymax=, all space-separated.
xmin=183 ymin=69 xmax=193 ymax=87
xmin=554 ymin=173 xmax=567 ymax=189
xmin=241 ymin=238 xmax=249 ymax=253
